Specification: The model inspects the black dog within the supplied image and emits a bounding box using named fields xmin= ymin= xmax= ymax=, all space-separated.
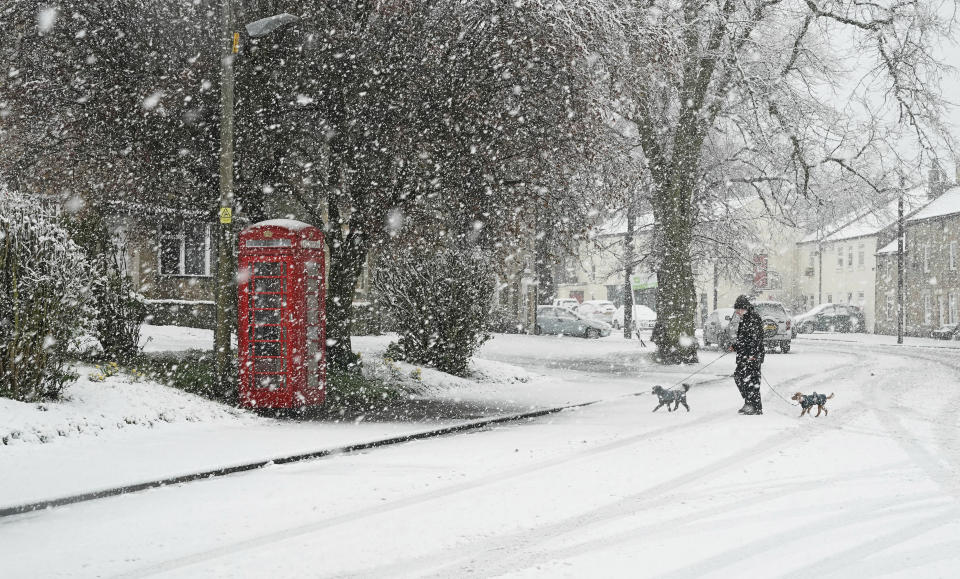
xmin=652 ymin=383 xmax=691 ymax=412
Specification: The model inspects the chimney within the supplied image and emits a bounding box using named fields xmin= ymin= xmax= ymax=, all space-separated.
xmin=928 ymin=162 xmax=946 ymax=200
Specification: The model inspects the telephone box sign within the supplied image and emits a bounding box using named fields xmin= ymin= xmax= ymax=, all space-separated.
xmin=237 ymin=219 xmax=326 ymax=408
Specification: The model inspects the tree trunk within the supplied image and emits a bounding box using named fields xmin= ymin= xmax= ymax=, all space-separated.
xmin=534 ymin=231 xmax=555 ymax=305
xmin=623 ymin=203 xmax=635 ymax=339
xmin=325 ymin=232 xmax=367 ymax=372
xmin=652 ymin=177 xmax=699 ymax=364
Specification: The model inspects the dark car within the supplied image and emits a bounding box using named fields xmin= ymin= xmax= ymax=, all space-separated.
xmin=931 ymin=323 xmax=959 ymax=340
xmin=793 ymin=303 xmax=862 ymax=334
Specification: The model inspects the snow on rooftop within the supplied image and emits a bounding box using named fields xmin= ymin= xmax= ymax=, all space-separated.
xmin=877 ymin=238 xmax=899 ymax=255
xmin=906 ymin=185 xmax=960 ymax=222
xmin=799 ymin=186 xmax=929 ymax=244
xmin=249 ymin=218 xmax=316 ymax=231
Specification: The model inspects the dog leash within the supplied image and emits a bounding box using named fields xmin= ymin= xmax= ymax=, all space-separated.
xmin=761 ymin=373 xmax=799 ymax=406
xmin=662 ymin=351 xmax=731 ymax=391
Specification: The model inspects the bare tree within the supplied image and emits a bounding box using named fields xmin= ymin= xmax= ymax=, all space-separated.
xmin=592 ymin=0 xmax=954 ymax=363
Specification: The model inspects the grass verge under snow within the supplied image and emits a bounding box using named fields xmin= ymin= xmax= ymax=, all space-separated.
xmin=0 ymin=364 xmax=253 ymax=446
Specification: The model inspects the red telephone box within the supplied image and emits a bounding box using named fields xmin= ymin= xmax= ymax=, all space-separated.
xmin=237 ymin=220 xmax=326 ymax=408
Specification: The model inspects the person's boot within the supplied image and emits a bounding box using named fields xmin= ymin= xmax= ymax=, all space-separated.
xmin=742 ymin=405 xmax=762 ymax=415
xmin=738 ymin=403 xmax=753 ymax=414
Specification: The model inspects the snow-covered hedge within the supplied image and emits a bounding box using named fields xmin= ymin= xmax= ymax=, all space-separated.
xmin=0 ymin=188 xmax=95 ymax=401
xmin=374 ymin=245 xmax=495 ymax=376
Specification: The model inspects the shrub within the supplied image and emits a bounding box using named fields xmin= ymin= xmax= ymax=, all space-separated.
xmin=93 ymin=256 xmax=147 ymax=361
xmin=0 ymin=189 xmax=95 ymax=401
xmin=374 ymin=244 xmax=495 ymax=376
xmin=62 ymin=205 xmax=146 ymax=361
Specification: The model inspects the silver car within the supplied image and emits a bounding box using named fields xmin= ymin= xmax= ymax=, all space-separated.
xmin=704 ymin=302 xmax=792 ymax=353
xmin=703 ymin=308 xmax=737 ymax=349
xmin=535 ymin=306 xmax=611 ymax=339
xmin=752 ymin=301 xmax=792 ymax=353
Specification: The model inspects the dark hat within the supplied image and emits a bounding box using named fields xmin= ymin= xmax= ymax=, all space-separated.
xmin=733 ymin=295 xmax=751 ymax=310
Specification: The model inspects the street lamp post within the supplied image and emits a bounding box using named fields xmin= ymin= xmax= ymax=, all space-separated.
xmin=214 ymin=0 xmax=237 ymax=398
xmin=213 ymin=9 xmax=300 ymax=397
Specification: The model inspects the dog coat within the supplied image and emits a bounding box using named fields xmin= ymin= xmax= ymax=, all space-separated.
xmin=798 ymin=392 xmax=828 ymax=409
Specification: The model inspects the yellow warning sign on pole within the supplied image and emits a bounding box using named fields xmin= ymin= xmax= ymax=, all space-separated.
xmin=232 ymin=32 xmax=240 ymax=54
xmin=219 ymin=207 xmax=232 ymax=224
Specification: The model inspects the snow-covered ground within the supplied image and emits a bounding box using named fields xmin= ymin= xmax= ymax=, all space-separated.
xmin=2 ymin=328 xmax=959 ymax=577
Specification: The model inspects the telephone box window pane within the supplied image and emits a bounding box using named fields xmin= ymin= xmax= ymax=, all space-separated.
xmin=306 ymin=261 xmax=319 ymax=278
xmin=255 ymin=309 xmax=280 ymax=325
xmin=254 ymin=341 xmax=282 ymax=357
xmin=254 ymin=325 xmax=282 ymax=341
xmin=307 ymin=343 xmax=319 ymax=390
xmin=160 ymin=237 xmax=180 ymax=275
xmin=257 ymin=375 xmax=285 ymax=390
xmin=255 ymin=358 xmax=284 ymax=373
xmin=184 ymin=225 xmax=207 ymax=275
xmin=254 ymin=262 xmax=283 ymax=277
xmin=256 ymin=277 xmax=284 ymax=293
xmin=307 ymin=294 xmax=318 ymax=326
xmin=255 ymin=294 xmax=283 ymax=309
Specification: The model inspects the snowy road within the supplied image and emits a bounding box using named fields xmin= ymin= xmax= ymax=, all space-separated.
xmin=2 ymin=337 xmax=959 ymax=578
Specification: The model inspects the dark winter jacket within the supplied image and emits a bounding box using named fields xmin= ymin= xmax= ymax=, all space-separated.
xmin=733 ymin=307 xmax=765 ymax=362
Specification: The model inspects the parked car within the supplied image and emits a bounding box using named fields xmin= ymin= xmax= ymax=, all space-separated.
xmin=793 ymin=303 xmax=861 ymax=334
xmin=931 ymin=323 xmax=960 ymax=340
xmin=702 ymin=307 xmax=737 ymax=349
xmin=552 ymin=298 xmax=580 ymax=312
xmin=578 ymin=300 xmax=617 ymax=326
xmin=846 ymin=304 xmax=867 ymax=332
xmin=753 ymin=301 xmax=793 ymax=352
xmin=536 ymin=305 xmax=611 ymax=338
xmin=612 ymin=304 xmax=657 ymax=331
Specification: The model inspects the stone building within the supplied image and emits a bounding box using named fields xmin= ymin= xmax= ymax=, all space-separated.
xmin=875 ymin=185 xmax=960 ymax=336
xmin=794 ymin=188 xmax=927 ymax=333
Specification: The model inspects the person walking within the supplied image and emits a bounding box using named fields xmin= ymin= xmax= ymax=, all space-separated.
xmin=731 ymin=295 xmax=764 ymax=415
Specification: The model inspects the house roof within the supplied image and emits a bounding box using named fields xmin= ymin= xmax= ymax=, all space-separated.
xmin=906 ymin=185 xmax=960 ymax=222
xmin=876 ymin=185 xmax=960 ymax=255
xmin=877 ymin=238 xmax=899 ymax=255
xmin=798 ymin=186 xmax=929 ymax=245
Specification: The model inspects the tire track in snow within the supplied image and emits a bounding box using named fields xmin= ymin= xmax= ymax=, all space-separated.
xmin=362 ymin=457 xmax=913 ymax=579
xmin=412 ymin=408 xmax=874 ymax=579
xmin=117 ymin=408 xmax=732 ymax=578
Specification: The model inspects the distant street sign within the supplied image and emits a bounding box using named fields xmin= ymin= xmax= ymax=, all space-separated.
xmin=631 ymin=274 xmax=657 ymax=291
xmin=219 ymin=207 xmax=232 ymax=224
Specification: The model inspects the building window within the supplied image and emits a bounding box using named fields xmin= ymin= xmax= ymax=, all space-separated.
xmin=857 ymin=291 xmax=864 ymax=305
xmin=836 ymin=248 xmax=843 ymax=269
xmin=847 ymin=247 xmax=854 ymax=268
xmin=808 ymin=251 xmax=815 ymax=268
xmin=923 ymin=245 xmax=930 ymax=273
xmin=827 ymin=293 xmax=833 ymax=303
xmin=847 ymin=292 xmax=853 ymax=304
xmin=950 ymin=293 xmax=958 ymax=324
xmin=858 ymin=244 xmax=865 ymax=268
xmin=923 ymin=293 xmax=932 ymax=325
xmin=951 ymin=241 xmax=957 ymax=270
xmin=159 ymin=223 xmax=211 ymax=277
xmin=886 ymin=295 xmax=894 ymax=321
